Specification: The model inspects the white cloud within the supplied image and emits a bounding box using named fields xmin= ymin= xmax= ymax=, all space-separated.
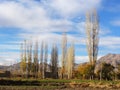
xmin=111 ymin=20 xmax=120 ymax=26
xmin=0 ymin=0 xmax=102 ymax=33
xmin=75 ymin=55 xmax=103 ymax=64
xmin=99 ymin=26 xmax=111 ymax=36
xmin=48 ymin=0 xmax=102 ymax=18
xmin=100 ymin=36 xmax=120 ymax=47
xmin=75 ymin=56 xmax=88 ymax=63
xmin=0 ymin=52 xmax=20 ymax=65
xmin=102 ymin=3 xmax=120 ymax=13
xmin=0 ymin=44 xmax=19 ymax=51
xmin=0 ymin=0 xmax=106 ymax=65
xmin=0 ymin=1 xmax=50 ymax=30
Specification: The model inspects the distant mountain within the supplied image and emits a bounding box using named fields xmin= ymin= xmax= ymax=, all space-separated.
xmin=0 ymin=62 xmax=79 ymax=72
xmin=0 ymin=65 xmax=9 ymax=70
xmin=97 ymin=53 xmax=120 ymax=66
xmin=95 ymin=53 xmax=120 ymax=73
xmin=0 ymin=63 xmax=20 ymax=71
xmin=0 ymin=62 xmax=53 ymax=72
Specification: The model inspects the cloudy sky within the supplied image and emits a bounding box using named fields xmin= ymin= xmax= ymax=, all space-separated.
xmin=0 ymin=0 xmax=120 ymax=65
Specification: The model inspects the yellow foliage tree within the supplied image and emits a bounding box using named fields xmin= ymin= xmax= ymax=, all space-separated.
xmin=66 ymin=43 xmax=75 ymax=79
xmin=61 ymin=33 xmax=67 ymax=79
xmin=77 ymin=63 xmax=94 ymax=79
xmin=20 ymin=40 xmax=27 ymax=77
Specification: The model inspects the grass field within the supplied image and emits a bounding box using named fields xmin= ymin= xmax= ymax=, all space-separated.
xmin=0 ymin=79 xmax=120 ymax=90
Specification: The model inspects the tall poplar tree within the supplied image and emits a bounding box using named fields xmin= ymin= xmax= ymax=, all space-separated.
xmin=20 ymin=40 xmax=27 ymax=77
xmin=40 ymin=42 xmax=44 ymax=78
xmin=27 ymin=40 xmax=32 ymax=77
xmin=86 ymin=10 xmax=99 ymax=65
xmin=51 ymin=44 xmax=58 ymax=78
xmin=43 ymin=43 xmax=48 ymax=79
xmin=20 ymin=43 xmax=24 ymax=76
xmin=33 ymin=40 xmax=39 ymax=78
xmin=61 ymin=33 xmax=67 ymax=79
xmin=67 ymin=43 xmax=75 ymax=79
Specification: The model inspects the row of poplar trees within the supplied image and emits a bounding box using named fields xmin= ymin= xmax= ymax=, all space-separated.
xmin=20 ymin=33 xmax=75 ymax=79
xmin=20 ymin=40 xmax=48 ymax=79
xmin=20 ymin=9 xmax=99 ymax=79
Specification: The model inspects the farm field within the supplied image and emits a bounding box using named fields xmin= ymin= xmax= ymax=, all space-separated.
xmin=0 ymin=79 xmax=120 ymax=90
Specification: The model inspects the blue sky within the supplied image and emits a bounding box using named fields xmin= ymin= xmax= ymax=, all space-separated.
xmin=0 ymin=0 xmax=120 ymax=65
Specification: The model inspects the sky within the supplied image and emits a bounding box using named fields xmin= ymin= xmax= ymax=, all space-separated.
xmin=0 ymin=0 xmax=120 ymax=65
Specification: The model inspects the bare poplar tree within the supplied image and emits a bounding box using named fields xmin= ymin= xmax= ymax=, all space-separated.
xmin=24 ymin=40 xmax=27 ymax=77
xmin=86 ymin=12 xmax=92 ymax=64
xmin=20 ymin=43 xmax=24 ymax=76
xmin=44 ymin=43 xmax=48 ymax=78
xmin=67 ymin=43 xmax=75 ymax=79
xmin=40 ymin=41 xmax=44 ymax=78
xmin=27 ymin=40 xmax=32 ymax=77
xmin=51 ymin=44 xmax=58 ymax=79
xmin=61 ymin=33 xmax=67 ymax=79
xmin=86 ymin=10 xmax=99 ymax=65
xmin=33 ymin=40 xmax=39 ymax=78
xmin=20 ymin=40 xmax=27 ymax=77
xmin=92 ymin=10 xmax=99 ymax=65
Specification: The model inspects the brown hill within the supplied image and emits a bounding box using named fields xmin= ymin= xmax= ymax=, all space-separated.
xmin=97 ymin=53 xmax=120 ymax=67
xmin=95 ymin=53 xmax=120 ymax=73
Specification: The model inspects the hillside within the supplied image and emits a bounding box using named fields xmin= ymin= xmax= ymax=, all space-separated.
xmin=96 ymin=53 xmax=120 ymax=67
xmin=0 ymin=63 xmax=51 ymax=72
xmin=97 ymin=53 xmax=120 ymax=66
xmin=95 ymin=53 xmax=120 ymax=73
xmin=0 ymin=63 xmax=20 ymax=71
